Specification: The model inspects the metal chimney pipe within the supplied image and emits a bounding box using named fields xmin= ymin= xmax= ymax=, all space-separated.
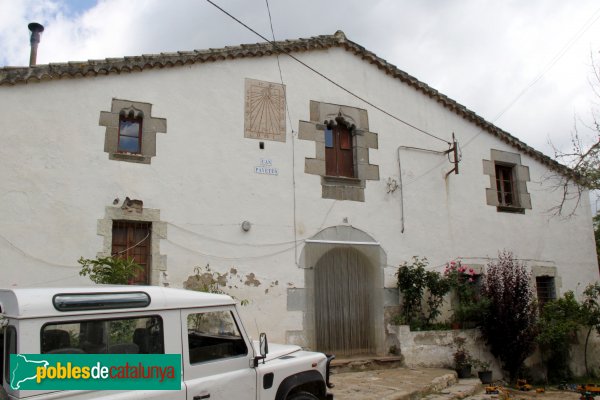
xmin=28 ymin=22 xmax=44 ymax=66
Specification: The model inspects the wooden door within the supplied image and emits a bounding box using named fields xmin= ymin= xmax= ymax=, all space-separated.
xmin=315 ymin=247 xmax=374 ymax=356
xmin=111 ymin=221 xmax=151 ymax=284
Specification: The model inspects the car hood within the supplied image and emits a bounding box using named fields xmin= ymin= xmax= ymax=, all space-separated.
xmin=253 ymin=341 xmax=302 ymax=361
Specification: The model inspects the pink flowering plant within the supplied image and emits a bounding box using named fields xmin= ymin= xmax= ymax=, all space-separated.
xmin=444 ymin=260 xmax=485 ymax=326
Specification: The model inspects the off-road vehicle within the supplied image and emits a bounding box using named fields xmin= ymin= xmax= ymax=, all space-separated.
xmin=0 ymin=286 xmax=334 ymax=399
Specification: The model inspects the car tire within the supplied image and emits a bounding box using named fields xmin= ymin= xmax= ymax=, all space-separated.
xmin=287 ymin=391 xmax=319 ymax=400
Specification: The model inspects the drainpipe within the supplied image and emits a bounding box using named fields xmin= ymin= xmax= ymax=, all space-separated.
xmin=28 ymin=22 xmax=44 ymax=66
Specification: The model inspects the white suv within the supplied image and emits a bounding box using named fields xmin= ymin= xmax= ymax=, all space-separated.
xmin=0 ymin=286 xmax=334 ymax=400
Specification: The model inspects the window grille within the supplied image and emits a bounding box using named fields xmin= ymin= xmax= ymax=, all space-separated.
xmin=536 ymin=276 xmax=556 ymax=309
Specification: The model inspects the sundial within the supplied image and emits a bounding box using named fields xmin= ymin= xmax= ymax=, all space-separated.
xmin=244 ymin=78 xmax=286 ymax=142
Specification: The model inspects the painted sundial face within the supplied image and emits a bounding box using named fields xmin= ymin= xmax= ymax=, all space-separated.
xmin=244 ymin=78 xmax=286 ymax=142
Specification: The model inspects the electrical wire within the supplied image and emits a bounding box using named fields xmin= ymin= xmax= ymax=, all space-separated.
xmin=167 ymin=222 xmax=298 ymax=247
xmin=264 ymin=0 xmax=293 ymax=132
xmin=205 ymin=0 xmax=451 ymax=146
xmin=0 ymin=232 xmax=79 ymax=269
xmin=263 ymin=0 xmax=301 ymax=267
xmin=28 ymin=273 xmax=83 ymax=287
xmin=459 ymin=8 xmax=600 ymax=153
xmin=112 ymin=231 xmax=150 ymax=256
xmin=492 ymin=6 xmax=600 ymax=123
xmin=158 ymin=232 xmax=298 ymax=261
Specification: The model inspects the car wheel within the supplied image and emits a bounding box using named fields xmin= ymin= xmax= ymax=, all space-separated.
xmin=287 ymin=391 xmax=319 ymax=400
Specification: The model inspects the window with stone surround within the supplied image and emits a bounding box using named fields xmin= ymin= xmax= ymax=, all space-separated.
xmin=531 ymin=265 xmax=560 ymax=311
xmin=299 ymin=101 xmax=379 ymax=202
xmin=483 ymin=149 xmax=532 ymax=213
xmin=98 ymin=201 xmax=167 ymax=286
xmin=99 ymin=99 xmax=167 ymax=164
xmin=535 ymin=276 xmax=556 ymax=309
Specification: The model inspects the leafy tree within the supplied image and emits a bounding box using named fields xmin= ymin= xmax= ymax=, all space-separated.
xmin=78 ymin=256 xmax=142 ymax=284
xmin=581 ymin=282 xmax=600 ymax=375
xmin=480 ymin=251 xmax=538 ymax=382
xmin=537 ymin=291 xmax=582 ymax=382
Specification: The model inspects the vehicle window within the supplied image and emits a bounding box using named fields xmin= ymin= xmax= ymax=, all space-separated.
xmin=187 ymin=311 xmax=247 ymax=364
xmin=4 ymin=326 xmax=16 ymax=385
xmin=41 ymin=316 xmax=163 ymax=354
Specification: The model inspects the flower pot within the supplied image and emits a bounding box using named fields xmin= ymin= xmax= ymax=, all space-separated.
xmin=456 ymin=365 xmax=471 ymax=379
xmin=478 ymin=370 xmax=493 ymax=384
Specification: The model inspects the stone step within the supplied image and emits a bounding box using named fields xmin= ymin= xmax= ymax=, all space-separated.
xmin=331 ymin=356 xmax=405 ymax=373
xmin=423 ymin=378 xmax=483 ymax=400
xmin=329 ymin=368 xmax=458 ymax=400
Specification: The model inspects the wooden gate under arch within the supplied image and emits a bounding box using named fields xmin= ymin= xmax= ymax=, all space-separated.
xmin=314 ymin=247 xmax=375 ymax=356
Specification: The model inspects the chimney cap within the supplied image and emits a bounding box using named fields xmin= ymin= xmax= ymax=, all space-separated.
xmin=28 ymin=22 xmax=44 ymax=33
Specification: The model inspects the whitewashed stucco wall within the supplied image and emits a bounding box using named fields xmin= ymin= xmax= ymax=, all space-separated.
xmin=389 ymin=325 xmax=600 ymax=380
xmin=0 ymin=46 xmax=598 ymax=345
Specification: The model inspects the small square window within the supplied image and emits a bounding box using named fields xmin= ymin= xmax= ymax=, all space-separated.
xmin=536 ymin=276 xmax=556 ymax=309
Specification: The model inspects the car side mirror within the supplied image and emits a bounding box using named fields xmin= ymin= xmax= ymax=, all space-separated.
xmin=254 ymin=332 xmax=268 ymax=367
xmin=259 ymin=332 xmax=268 ymax=357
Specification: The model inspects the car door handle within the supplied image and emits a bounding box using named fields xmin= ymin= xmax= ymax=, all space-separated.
xmin=193 ymin=394 xmax=210 ymax=400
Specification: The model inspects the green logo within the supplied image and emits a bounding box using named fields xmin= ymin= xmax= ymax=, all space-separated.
xmin=10 ymin=354 xmax=181 ymax=390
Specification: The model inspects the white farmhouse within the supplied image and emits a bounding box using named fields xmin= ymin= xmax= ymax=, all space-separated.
xmin=1 ymin=30 xmax=598 ymax=357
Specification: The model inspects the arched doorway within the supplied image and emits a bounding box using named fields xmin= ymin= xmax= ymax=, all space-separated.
xmin=301 ymin=226 xmax=385 ymax=356
xmin=314 ymin=247 xmax=375 ymax=356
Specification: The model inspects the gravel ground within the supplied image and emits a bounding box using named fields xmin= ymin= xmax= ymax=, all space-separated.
xmin=464 ymin=387 xmax=582 ymax=399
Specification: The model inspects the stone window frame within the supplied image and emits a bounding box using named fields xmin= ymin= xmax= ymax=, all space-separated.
xmin=483 ymin=149 xmax=532 ymax=213
xmin=99 ymin=98 xmax=167 ymax=164
xmin=97 ymin=204 xmax=167 ymax=286
xmin=299 ymin=101 xmax=379 ymax=202
xmin=531 ymin=265 xmax=561 ymax=307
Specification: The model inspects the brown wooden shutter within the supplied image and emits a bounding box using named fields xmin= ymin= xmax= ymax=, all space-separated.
xmin=325 ymin=124 xmax=354 ymax=178
xmin=111 ymin=221 xmax=151 ymax=285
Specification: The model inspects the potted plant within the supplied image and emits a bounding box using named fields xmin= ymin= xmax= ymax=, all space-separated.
xmin=453 ymin=336 xmax=472 ymax=378
xmin=472 ymin=359 xmax=493 ymax=384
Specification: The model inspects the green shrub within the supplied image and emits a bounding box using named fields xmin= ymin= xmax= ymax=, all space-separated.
xmin=78 ymin=256 xmax=142 ymax=284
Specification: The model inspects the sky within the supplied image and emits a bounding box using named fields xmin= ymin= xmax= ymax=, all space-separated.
xmin=1 ymin=0 xmax=600 ymax=159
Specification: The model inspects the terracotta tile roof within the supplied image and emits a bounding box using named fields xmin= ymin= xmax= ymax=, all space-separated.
xmin=0 ymin=30 xmax=573 ymax=176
